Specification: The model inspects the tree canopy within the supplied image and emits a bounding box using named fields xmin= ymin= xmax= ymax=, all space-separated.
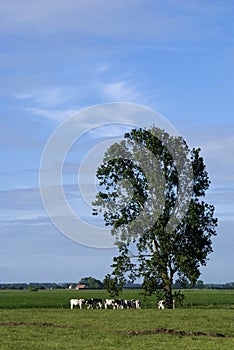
xmin=79 ymin=276 xmax=104 ymax=289
xmin=93 ymin=126 xmax=217 ymax=308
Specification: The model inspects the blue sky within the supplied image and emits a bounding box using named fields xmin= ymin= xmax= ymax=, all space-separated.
xmin=1 ymin=0 xmax=234 ymax=284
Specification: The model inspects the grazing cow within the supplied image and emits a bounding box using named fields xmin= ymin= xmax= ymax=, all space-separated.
xmin=122 ymin=299 xmax=132 ymax=309
xmin=70 ymin=298 xmax=86 ymax=310
xmin=107 ymin=299 xmax=142 ymax=310
xmin=158 ymin=299 xmax=176 ymax=309
xmin=104 ymin=299 xmax=126 ymax=310
xmin=85 ymin=298 xmax=103 ymax=309
xmin=116 ymin=299 xmax=142 ymax=309
xmin=104 ymin=299 xmax=115 ymax=309
xmin=158 ymin=300 xmax=165 ymax=309
xmin=112 ymin=299 xmax=124 ymax=309
xmin=132 ymin=299 xmax=141 ymax=309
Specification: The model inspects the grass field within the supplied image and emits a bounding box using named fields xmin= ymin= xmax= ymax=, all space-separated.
xmin=0 ymin=289 xmax=233 ymax=349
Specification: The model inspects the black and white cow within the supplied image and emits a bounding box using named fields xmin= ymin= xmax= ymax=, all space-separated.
xmin=70 ymin=298 xmax=86 ymax=310
xmin=158 ymin=299 xmax=175 ymax=309
xmin=131 ymin=299 xmax=141 ymax=309
xmin=123 ymin=299 xmax=141 ymax=309
xmin=113 ymin=299 xmax=125 ymax=309
xmin=70 ymin=297 xmax=141 ymax=310
xmin=104 ymin=299 xmax=115 ymax=309
xmin=104 ymin=299 xmax=128 ymax=309
xmin=85 ymin=298 xmax=103 ymax=309
xmin=122 ymin=299 xmax=131 ymax=309
xmin=108 ymin=299 xmax=142 ymax=309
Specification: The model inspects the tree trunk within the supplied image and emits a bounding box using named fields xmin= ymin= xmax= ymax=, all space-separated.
xmin=163 ymin=279 xmax=173 ymax=309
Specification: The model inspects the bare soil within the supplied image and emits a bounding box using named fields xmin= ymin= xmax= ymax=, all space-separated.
xmin=0 ymin=322 xmax=74 ymax=328
xmin=119 ymin=328 xmax=228 ymax=337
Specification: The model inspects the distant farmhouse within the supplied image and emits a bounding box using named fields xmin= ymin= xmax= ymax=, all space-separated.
xmin=75 ymin=284 xmax=86 ymax=290
xmin=68 ymin=284 xmax=86 ymax=290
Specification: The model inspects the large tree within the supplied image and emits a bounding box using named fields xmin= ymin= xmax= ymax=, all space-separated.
xmin=93 ymin=126 xmax=217 ymax=308
xmin=79 ymin=276 xmax=104 ymax=289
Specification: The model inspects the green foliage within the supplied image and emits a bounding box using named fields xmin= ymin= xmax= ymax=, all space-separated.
xmin=173 ymin=290 xmax=185 ymax=307
xmin=93 ymin=126 xmax=218 ymax=308
xmin=103 ymin=274 xmax=122 ymax=297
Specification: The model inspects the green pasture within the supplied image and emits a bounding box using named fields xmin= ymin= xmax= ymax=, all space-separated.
xmin=0 ymin=289 xmax=233 ymax=349
xmin=0 ymin=288 xmax=233 ymax=309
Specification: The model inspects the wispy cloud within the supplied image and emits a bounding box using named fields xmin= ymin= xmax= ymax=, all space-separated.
xmin=15 ymin=86 xmax=75 ymax=108
xmin=15 ymin=86 xmax=79 ymax=122
xmin=27 ymin=108 xmax=78 ymax=122
xmin=102 ymin=81 xmax=141 ymax=102
xmin=15 ymin=78 xmax=151 ymax=122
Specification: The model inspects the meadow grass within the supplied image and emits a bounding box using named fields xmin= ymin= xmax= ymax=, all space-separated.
xmin=0 ymin=288 xmax=233 ymax=309
xmin=0 ymin=289 xmax=233 ymax=349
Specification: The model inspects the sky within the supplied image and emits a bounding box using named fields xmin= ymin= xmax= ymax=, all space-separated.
xmin=1 ymin=0 xmax=234 ymax=284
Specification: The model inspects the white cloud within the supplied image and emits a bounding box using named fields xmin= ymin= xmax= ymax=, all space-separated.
xmin=15 ymin=86 xmax=80 ymax=122
xmin=16 ymin=78 xmax=151 ymax=122
xmin=16 ymin=86 xmax=74 ymax=108
xmin=102 ymin=81 xmax=141 ymax=102
xmin=27 ymin=108 xmax=78 ymax=122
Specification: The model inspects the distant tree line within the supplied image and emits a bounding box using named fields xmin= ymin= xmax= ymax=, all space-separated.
xmin=0 ymin=278 xmax=234 ymax=291
xmin=0 ymin=283 xmax=66 ymax=290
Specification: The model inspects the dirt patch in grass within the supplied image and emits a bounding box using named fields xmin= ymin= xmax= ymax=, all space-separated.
xmin=119 ymin=328 xmax=228 ymax=338
xmin=0 ymin=322 xmax=74 ymax=329
xmin=0 ymin=322 xmax=229 ymax=338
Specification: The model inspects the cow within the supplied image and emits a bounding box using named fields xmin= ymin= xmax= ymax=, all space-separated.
xmin=122 ymin=299 xmax=132 ymax=309
xmin=120 ymin=299 xmax=141 ymax=309
xmin=158 ymin=299 xmax=175 ymax=309
xmin=113 ymin=299 xmax=142 ymax=309
xmin=158 ymin=300 xmax=165 ymax=309
xmin=70 ymin=298 xmax=86 ymax=310
xmin=104 ymin=299 xmax=115 ymax=309
xmin=105 ymin=299 xmax=142 ymax=309
xmin=104 ymin=299 xmax=126 ymax=310
xmin=112 ymin=299 xmax=124 ymax=309
xmin=132 ymin=299 xmax=141 ymax=309
xmin=85 ymin=298 xmax=103 ymax=309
